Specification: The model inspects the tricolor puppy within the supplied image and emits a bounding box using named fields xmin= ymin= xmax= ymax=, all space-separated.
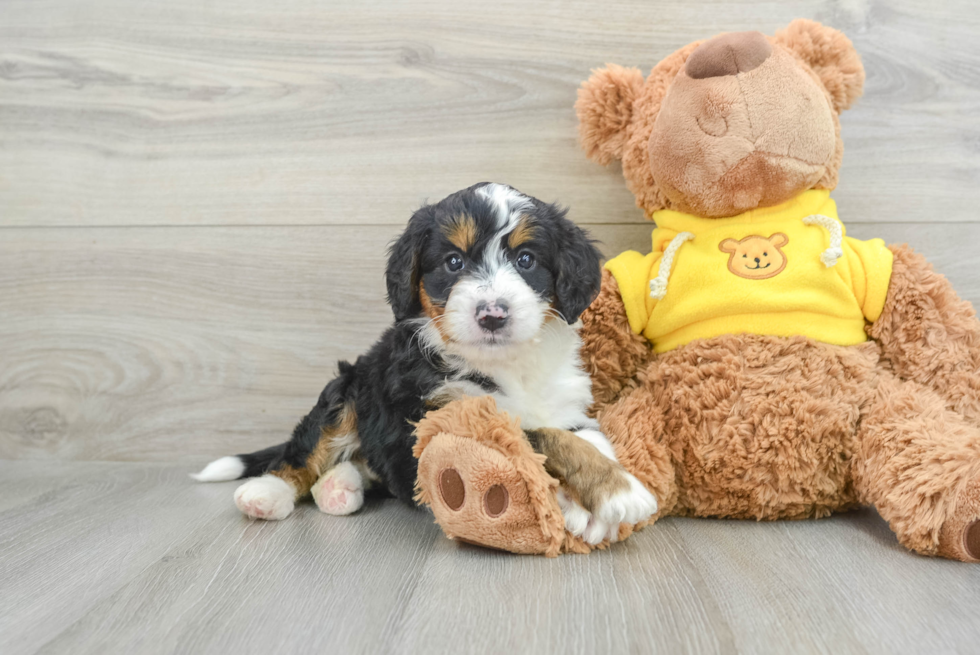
xmin=194 ymin=183 xmax=658 ymax=544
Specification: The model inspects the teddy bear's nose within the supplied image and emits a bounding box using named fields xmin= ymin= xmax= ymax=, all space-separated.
xmin=685 ymin=30 xmax=772 ymax=79
xmin=754 ymin=257 xmax=761 ymax=263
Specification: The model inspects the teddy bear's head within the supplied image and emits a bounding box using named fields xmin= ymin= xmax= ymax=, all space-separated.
xmin=576 ymin=19 xmax=865 ymax=218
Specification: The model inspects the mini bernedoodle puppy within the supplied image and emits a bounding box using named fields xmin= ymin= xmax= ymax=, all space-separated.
xmin=194 ymin=183 xmax=657 ymax=544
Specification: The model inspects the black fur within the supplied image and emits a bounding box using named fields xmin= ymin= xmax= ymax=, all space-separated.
xmin=233 ymin=183 xmax=602 ymax=505
xmin=385 ymin=209 xmax=430 ymax=321
xmin=234 ymin=324 xmax=458 ymax=503
xmin=249 ymin=362 xmax=357 ymax=473
xmin=237 ymin=443 xmax=287 ymax=478
xmin=525 ymin=196 xmax=602 ymax=323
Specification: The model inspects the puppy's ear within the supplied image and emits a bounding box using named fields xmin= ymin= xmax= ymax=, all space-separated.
xmin=576 ymin=64 xmax=645 ymax=165
xmin=774 ymin=19 xmax=865 ymax=113
xmin=551 ymin=208 xmax=602 ymax=324
xmin=385 ymin=208 xmax=431 ymax=321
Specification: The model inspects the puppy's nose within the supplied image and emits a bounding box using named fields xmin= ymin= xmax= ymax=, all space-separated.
xmin=685 ymin=30 xmax=772 ymax=79
xmin=754 ymin=257 xmax=761 ymax=263
xmin=476 ymin=301 xmax=509 ymax=333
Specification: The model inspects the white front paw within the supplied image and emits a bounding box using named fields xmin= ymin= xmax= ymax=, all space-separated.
xmin=557 ymin=488 xmax=618 ymax=545
xmin=594 ymin=473 xmax=658 ymax=526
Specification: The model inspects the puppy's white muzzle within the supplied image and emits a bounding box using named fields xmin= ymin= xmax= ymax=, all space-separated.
xmin=444 ymin=263 xmax=546 ymax=351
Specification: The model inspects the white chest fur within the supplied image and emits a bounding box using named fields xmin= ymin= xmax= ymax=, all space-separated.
xmin=442 ymin=320 xmax=596 ymax=432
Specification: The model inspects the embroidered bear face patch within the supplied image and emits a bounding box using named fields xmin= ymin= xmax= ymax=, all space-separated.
xmin=718 ymin=233 xmax=789 ymax=280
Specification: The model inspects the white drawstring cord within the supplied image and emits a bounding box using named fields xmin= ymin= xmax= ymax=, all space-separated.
xmin=649 ymin=231 xmax=694 ymax=299
xmin=802 ymin=214 xmax=843 ymax=267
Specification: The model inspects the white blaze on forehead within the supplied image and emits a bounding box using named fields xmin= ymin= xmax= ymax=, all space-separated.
xmin=476 ymin=183 xmax=533 ymax=272
xmin=477 ymin=183 xmax=532 ymax=232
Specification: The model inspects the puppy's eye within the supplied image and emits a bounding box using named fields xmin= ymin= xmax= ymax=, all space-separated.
xmin=516 ymin=252 xmax=535 ymax=270
xmin=445 ymin=254 xmax=464 ymax=272
xmin=763 ymin=252 xmax=768 ymax=257
xmin=742 ymin=254 xmax=747 ymax=258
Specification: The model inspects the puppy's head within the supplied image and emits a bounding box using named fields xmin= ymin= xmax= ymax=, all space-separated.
xmin=386 ymin=183 xmax=601 ymax=355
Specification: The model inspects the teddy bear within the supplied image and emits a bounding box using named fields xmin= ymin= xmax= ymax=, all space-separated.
xmin=411 ymin=19 xmax=980 ymax=561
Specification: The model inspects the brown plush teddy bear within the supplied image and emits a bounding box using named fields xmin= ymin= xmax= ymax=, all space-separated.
xmin=413 ymin=19 xmax=980 ymax=561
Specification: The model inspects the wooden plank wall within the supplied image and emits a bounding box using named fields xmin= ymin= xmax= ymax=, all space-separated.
xmin=3 ymin=0 xmax=980 ymax=463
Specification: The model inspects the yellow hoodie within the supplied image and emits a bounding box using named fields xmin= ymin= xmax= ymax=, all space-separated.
xmin=604 ymin=190 xmax=893 ymax=353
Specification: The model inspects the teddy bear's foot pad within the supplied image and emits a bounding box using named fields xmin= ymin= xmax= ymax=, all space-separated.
xmin=938 ymin=478 xmax=980 ymax=562
xmin=417 ymin=431 xmax=566 ymax=556
xmin=940 ymin=519 xmax=980 ymax=562
xmin=437 ymin=467 xmax=510 ymax=516
xmin=966 ymin=521 xmax=980 ymax=560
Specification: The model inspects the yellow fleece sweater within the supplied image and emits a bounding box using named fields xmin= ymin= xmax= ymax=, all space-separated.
xmin=604 ymin=190 xmax=894 ymax=353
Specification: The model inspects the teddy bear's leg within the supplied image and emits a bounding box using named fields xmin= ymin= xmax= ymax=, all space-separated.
xmin=870 ymin=245 xmax=980 ymax=425
xmin=595 ymin=384 xmax=679 ymax=521
xmin=854 ymin=373 xmax=980 ymax=561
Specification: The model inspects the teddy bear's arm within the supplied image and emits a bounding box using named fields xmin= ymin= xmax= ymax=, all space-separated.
xmin=869 ymin=244 xmax=980 ymax=424
xmin=580 ymin=269 xmax=653 ymax=410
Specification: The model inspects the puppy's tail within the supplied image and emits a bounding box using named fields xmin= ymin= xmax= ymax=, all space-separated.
xmin=190 ymin=443 xmax=287 ymax=482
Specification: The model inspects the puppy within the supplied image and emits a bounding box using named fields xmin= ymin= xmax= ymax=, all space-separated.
xmin=194 ymin=183 xmax=657 ymax=544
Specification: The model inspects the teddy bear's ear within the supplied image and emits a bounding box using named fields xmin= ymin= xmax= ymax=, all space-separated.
xmin=719 ymin=238 xmax=738 ymax=254
xmin=774 ymin=19 xmax=865 ymax=113
xmin=575 ymin=64 xmax=645 ymax=165
xmin=769 ymin=233 xmax=789 ymax=248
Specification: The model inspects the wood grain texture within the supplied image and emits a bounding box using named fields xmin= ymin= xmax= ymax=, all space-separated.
xmin=2 ymin=461 xmax=979 ymax=655
xmin=0 ymin=222 xmax=649 ymax=462
xmin=1 ymin=0 xmax=979 ymax=227
xmin=3 ymin=221 xmax=979 ymax=464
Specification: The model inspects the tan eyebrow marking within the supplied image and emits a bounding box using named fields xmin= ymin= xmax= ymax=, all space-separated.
xmin=507 ymin=215 xmax=537 ymax=249
xmin=441 ymin=214 xmax=477 ymax=252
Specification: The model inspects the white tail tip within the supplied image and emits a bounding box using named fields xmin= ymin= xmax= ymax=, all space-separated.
xmin=190 ymin=456 xmax=245 ymax=482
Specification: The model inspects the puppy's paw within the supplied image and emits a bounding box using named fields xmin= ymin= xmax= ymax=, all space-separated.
xmin=312 ymin=462 xmax=365 ymax=516
xmin=234 ymin=475 xmax=295 ymax=520
xmin=595 ymin=472 xmax=658 ymax=526
xmin=557 ymin=488 xmax=618 ymax=545
xmin=557 ymin=488 xmax=590 ymax=535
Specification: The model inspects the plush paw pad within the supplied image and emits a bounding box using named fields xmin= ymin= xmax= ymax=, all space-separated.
xmin=312 ymin=462 xmax=364 ymax=516
xmin=234 ymin=475 xmax=295 ymax=520
xmin=416 ymin=429 xmax=566 ymax=556
xmin=938 ymin=477 xmax=980 ymax=562
xmin=965 ymin=520 xmax=980 ymax=561
xmin=594 ymin=473 xmax=659 ymax=526
xmin=438 ymin=468 xmax=466 ymax=510
xmin=483 ymin=484 xmax=509 ymax=517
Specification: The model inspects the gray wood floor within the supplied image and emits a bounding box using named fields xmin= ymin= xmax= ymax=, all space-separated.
xmin=3 ymin=461 xmax=980 ymax=654
xmin=3 ymin=0 xmax=980 ymax=653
